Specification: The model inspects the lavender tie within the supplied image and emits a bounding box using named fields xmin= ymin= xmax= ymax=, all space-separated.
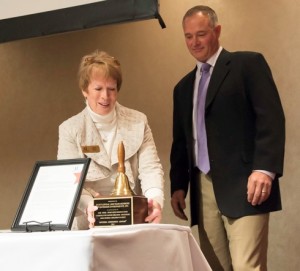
xmin=197 ymin=63 xmax=211 ymax=174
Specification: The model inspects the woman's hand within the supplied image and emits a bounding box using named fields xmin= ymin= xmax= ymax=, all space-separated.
xmin=86 ymin=203 xmax=98 ymax=229
xmin=145 ymin=198 xmax=162 ymax=223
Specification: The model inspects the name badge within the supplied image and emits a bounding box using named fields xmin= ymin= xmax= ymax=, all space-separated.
xmin=81 ymin=145 xmax=100 ymax=153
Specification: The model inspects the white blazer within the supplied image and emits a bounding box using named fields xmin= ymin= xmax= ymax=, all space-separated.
xmin=58 ymin=103 xmax=164 ymax=229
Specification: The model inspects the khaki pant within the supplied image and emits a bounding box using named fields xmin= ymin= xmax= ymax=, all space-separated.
xmin=197 ymin=173 xmax=269 ymax=271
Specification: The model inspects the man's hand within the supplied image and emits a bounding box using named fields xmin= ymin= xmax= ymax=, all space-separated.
xmin=247 ymin=171 xmax=272 ymax=206
xmin=171 ymin=190 xmax=188 ymax=220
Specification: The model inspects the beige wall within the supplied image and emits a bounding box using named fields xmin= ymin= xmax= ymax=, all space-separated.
xmin=0 ymin=0 xmax=299 ymax=269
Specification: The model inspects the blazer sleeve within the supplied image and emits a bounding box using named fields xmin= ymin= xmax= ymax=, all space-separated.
xmin=170 ymin=71 xmax=196 ymax=195
xmin=57 ymin=117 xmax=84 ymax=160
xmin=137 ymin=116 xmax=165 ymax=207
xmin=243 ymin=53 xmax=285 ymax=176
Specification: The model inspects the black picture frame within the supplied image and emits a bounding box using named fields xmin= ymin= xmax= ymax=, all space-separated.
xmin=11 ymin=158 xmax=91 ymax=232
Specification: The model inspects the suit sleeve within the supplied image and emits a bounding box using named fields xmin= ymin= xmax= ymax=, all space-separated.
xmin=170 ymin=84 xmax=191 ymax=195
xmin=57 ymin=121 xmax=84 ymax=160
xmin=57 ymin=119 xmax=93 ymax=214
xmin=137 ymin=116 xmax=165 ymax=207
xmin=244 ymin=53 xmax=285 ymax=176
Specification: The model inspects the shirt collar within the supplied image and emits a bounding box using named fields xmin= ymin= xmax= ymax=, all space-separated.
xmin=196 ymin=46 xmax=223 ymax=71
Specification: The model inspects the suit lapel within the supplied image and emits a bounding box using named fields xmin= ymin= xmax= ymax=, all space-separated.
xmin=80 ymin=104 xmax=145 ymax=170
xmin=110 ymin=104 xmax=144 ymax=165
xmin=182 ymin=68 xmax=197 ymax=139
xmin=80 ymin=109 xmax=111 ymax=170
xmin=206 ymin=49 xmax=231 ymax=109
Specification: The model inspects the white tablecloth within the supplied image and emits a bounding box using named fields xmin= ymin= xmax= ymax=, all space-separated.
xmin=0 ymin=224 xmax=211 ymax=271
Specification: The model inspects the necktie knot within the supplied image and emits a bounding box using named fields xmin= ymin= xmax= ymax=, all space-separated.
xmin=201 ymin=63 xmax=211 ymax=73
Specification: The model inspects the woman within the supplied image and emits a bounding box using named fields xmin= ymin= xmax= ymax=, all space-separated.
xmin=57 ymin=50 xmax=164 ymax=230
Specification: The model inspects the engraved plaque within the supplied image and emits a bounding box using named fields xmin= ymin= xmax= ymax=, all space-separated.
xmin=94 ymin=142 xmax=148 ymax=227
xmin=94 ymin=195 xmax=148 ymax=226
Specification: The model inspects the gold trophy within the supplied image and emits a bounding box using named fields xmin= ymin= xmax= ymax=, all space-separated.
xmin=93 ymin=141 xmax=148 ymax=226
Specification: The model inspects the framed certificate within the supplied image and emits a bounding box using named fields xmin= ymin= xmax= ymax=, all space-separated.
xmin=11 ymin=158 xmax=91 ymax=232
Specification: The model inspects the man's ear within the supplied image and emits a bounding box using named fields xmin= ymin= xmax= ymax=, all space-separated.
xmin=214 ymin=24 xmax=221 ymax=38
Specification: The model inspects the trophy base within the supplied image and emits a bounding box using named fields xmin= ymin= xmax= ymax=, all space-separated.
xmin=93 ymin=195 xmax=148 ymax=227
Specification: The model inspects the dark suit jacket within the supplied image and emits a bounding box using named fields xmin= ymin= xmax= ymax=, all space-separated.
xmin=170 ymin=49 xmax=285 ymax=226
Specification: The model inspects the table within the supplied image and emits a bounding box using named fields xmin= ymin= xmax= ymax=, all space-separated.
xmin=0 ymin=224 xmax=211 ymax=271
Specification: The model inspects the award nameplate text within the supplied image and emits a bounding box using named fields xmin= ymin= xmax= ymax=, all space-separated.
xmin=94 ymin=195 xmax=147 ymax=226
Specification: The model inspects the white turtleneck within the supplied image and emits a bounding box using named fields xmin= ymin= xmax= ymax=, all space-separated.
xmin=86 ymin=102 xmax=117 ymax=158
xmin=85 ymin=102 xmax=118 ymax=195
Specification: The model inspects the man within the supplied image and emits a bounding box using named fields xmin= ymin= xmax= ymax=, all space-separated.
xmin=170 ymin=5 xmax=285 ymax=271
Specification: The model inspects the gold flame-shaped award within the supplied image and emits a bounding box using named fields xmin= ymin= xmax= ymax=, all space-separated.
xmin=93 ymin=141 xmax=148 ymax=226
